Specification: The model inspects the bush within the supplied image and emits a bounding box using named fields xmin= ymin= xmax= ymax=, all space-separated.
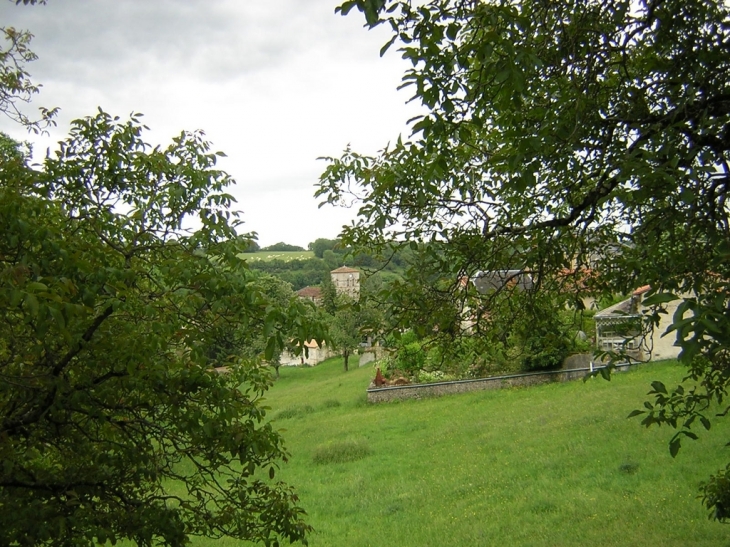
xmin=522 ymin=345 xmax=570 ymax=371
xmin=415 ymin=370 xmax=448 ymax=384
xmin=520 ymin=328 xmax=572 ymax=371
xmin=397 ymin=341 xmax=427 ymax=372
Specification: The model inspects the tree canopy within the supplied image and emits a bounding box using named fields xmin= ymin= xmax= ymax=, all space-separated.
xmin=0 ymin=21 xmax=57 ymax=130
xmin=0 ymin=5 xmax=331 ymax=542
xmin=0 ymin=112 xmax=326 ymax=546
xmin=308 ymin=238 xmax=340 ymax=258
xmin=261 ymin=242 xmax=306 ymax=252
xmin=319 ymin=0 xmax=730 ymax=520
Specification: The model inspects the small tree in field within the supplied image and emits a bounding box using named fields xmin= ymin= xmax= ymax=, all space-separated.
xmin=329 ymin=298 xmax=363 ymax=371
xmin=239 ymin=273 xmax=324 ymax=378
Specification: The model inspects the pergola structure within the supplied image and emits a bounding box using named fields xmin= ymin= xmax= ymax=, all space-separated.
xmin=593 ymin=286 xmax=651 ymax=359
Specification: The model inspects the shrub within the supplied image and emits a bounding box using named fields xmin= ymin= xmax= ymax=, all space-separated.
xmin=397 ymin=341 xmax=427 ymax=373
xmin=520 ymin=329 xmax=572 ymax=371
xmin=415 ymin=370 xmax=447 ymax=384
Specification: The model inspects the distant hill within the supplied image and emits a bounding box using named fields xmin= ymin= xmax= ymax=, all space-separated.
xmin=242 ymin=251 xmax=314 ymax=262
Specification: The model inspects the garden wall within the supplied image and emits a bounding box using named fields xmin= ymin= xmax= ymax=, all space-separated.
xmin=366 ymin=361 xmax=636 ymax=403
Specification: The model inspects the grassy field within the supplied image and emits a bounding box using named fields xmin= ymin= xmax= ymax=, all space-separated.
xmin=203 ymin=358 xmax=730 ymax=547
xmin=240 ymin=251 xmax=314 ymax=262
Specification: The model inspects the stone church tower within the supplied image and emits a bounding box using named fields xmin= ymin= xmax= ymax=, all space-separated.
xmin=330 ymin=266 xmax=360 ymax=300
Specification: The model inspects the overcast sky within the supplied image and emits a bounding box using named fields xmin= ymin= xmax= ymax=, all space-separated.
xmin=0 ymin=0 xmax=419 ymax=248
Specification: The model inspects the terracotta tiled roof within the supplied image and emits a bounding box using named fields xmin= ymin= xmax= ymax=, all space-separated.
xmin=330 ymin=266 xmax=359 ymax=274
xmin=596 ymin=285 xmax=651 ymax=319
xmin=556 ymin=267 xmax=597 ymax=292
xmin=297 ymin=286 xmax=322 ymax=299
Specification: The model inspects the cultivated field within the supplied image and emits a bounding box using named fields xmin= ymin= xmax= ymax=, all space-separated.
xmin=240 ymin=251 xmax=314 ymax=262
xmin=206 ymin=359 xmax=730 ymax=546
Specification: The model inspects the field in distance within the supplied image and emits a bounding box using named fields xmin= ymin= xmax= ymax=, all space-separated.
xmin=240 ymin=250 xmax=314 ymax=262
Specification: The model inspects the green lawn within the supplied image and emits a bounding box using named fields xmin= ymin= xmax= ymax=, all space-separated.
xmin=239 ymin=251 xmax=314 ymax=262
xmin=207 ymin=358 xmax=730 ymax=546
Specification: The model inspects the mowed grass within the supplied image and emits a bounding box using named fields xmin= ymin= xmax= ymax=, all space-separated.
xmin=239 ymin=250 xmax=314 ymax=262
xmin=204 ymin=359 xmax=730 ymax=547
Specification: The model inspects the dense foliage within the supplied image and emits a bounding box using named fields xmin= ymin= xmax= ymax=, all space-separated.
xmin=261 ymin=242 xmax=306 ymax=252
xmin=247 ymin=244 xmax=412 ymax=290
xmin=0 ymin=113 xmax=324 ymax=546
xmin=320 ymin=0 xmax=730 ymax=520
xmin=308 ymin=238 xmax=342 ymax=259
xmin=248 ymin=257 xmax=332 ymax=291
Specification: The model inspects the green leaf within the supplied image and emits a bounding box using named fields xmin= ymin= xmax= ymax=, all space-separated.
xmin=669 ymin=437 xmax=681 ymax=458
xmin=494 ymin=69 xmax=511 ymax=84
xmin=24 ymin=293 xmax=39 ymax=316
xmin=9 ymin=289 xmax=22 ymax=307
xmin=26 ymin=281 xmax=48 ymax=292
xmin=48 ymin=306 xmax=65 ymax=330
xmin=380 ymin=34 xmax=397 ymax=57
xmin=446 ymin=23 xmax=459 ymax=40
xmin=642 ymin=293 xmax=678 ymax=306
xmin=264 ymin=336 xmax=277 ymax=361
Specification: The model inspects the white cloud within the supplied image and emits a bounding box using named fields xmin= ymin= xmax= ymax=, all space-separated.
xmin=0 ymin=0 xmax=421 ymax=247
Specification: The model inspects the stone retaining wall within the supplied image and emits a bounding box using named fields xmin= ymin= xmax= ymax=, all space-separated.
xmin=366 ymin=362 xmax=636 ymax=403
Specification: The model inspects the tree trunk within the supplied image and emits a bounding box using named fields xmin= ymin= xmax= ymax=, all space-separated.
xmin=343 ymin=350 xmax=349 ymax=372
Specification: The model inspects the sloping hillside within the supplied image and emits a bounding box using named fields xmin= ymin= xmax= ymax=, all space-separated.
xmin=238 ymin=360 xmax=730 ymax=546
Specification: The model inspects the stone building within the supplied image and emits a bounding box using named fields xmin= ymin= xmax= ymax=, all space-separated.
xmin=296 ymin=286 xmax=323 ymax=305
xmin=330 ymin=266 xmax=360 ymax=300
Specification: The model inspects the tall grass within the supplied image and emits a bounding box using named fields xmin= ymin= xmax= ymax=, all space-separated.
xmin=312 ymin=440 xmax=371 ymax=465
xmin=200 ymin=359 xmax=730 ymax=546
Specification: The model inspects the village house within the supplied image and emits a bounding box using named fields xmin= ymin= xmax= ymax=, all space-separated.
xmin=594 ymin=285 xmax=681 ymax=361
xmin=470 ymin=270 xmax=680 ymax=363
xmin=296 ymin=286 xmax=323 ymax=305
xmin=279 ymin=339 xmax=335 ymax=366
xmin=283 ymin=266 xmax=362 ymax=366
xmin=295 ymin=266 xmax=361 ymax=305
xmin=471 ymin=270 xmax=534 ymax=293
